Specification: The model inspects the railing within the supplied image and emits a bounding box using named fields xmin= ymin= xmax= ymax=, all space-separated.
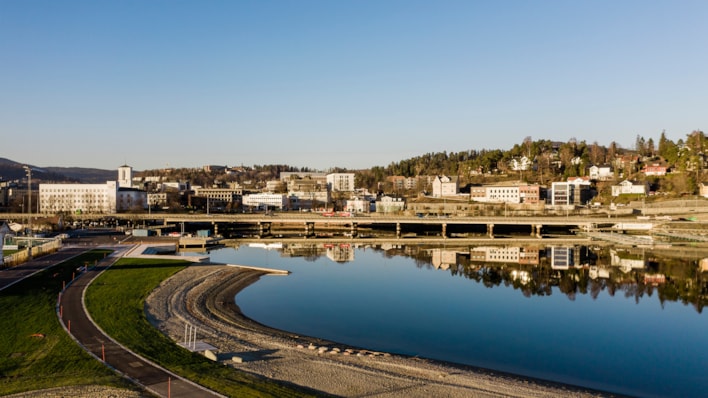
xmin=2 ymin=238 xmax=62 ymax=267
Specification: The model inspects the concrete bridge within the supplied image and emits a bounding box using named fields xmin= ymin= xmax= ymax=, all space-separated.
xmin=3 ymin=212 xmax=667 ymax=239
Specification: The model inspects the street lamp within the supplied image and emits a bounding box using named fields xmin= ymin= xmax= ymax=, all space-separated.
xmin=23 ymin=165 xmax=32 ymax=258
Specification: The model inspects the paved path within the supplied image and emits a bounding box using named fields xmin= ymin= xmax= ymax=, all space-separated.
xmin=0 ymin=247 xmax=88 ymax=291
xmin=58 ymin=246 xmax=224 ymax=398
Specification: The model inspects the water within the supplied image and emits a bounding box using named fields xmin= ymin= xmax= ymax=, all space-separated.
xmin=209 ymin=244 xmax=708 ymax=397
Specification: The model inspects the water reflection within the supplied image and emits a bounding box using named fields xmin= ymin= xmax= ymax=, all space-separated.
xmin=244 ymin=242 xmax=708 ymax=313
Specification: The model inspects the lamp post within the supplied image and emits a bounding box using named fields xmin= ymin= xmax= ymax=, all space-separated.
xmin=23 ymin=165 xmax=32 ymax=258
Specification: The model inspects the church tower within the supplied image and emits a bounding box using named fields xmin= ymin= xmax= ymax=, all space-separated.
xmin=118 ymin=164 xmax=132 ymax=188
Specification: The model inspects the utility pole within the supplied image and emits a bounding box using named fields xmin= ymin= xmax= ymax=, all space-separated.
xmin=23 ymin=166 xmax=32 ymax=258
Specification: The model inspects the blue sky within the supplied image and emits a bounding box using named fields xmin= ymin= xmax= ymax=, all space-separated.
xmin=2 ymin=0 xmax=707 ymax=171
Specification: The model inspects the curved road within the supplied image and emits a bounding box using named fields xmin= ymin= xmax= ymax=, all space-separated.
xmin=58 ymin=246 xmax=223 ymax=398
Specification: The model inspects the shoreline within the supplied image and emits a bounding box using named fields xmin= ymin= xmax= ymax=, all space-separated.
xmin=145 ymin=263 xmax=627 ymax=397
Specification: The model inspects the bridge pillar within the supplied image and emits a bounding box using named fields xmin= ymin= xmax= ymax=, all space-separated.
xmin=396 ymin=223 xmax=401 ymax=239
xmin=351 ymin=222 xmax=358 ymax=238
xmin=442 ymin=223 xmax=447 ymax=239
xmin=304 ymin=222 xmax=315 ymax=237
xmin=535 ymin=224 xmax=543 ymax=238
xmin=487 ymin=224 xmax=494 ymax=239
xmin=258 ymin=222 xmax=271 ymax=237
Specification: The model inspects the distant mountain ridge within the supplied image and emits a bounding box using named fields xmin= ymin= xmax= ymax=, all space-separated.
xmin=43 ymin=166 xmax=117 ymax=183
xmin=0 ymin=157 xmax=117 ymax=183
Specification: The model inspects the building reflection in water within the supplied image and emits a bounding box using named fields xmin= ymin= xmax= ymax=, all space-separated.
xmin=241 ymin=241 xmax=708 ymax=313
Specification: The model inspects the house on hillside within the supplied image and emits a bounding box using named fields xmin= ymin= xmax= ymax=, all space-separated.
xmin=510 ymin=156 xmax=532 ymax=171
xmin=588 ymin=165 xmax=613 ymax=181
xmin=699 ymin=183 xmax=708 ymax=198
xmin=611 ymin=180 xmax=649 ymax=197
xmin=432 ymin=175 xmax=458 ymax=197
xmin=641 ymin=163 xmax=668 ymax=176
xmin=376 ymin=196 xmax=406 ymax=213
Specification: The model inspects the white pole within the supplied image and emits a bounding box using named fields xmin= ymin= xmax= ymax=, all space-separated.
xmin=190 ymin=324 xmax=194 ymax=349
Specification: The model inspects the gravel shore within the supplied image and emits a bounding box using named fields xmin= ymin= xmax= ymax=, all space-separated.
xmin=145 ymin=263 xmax=611 ymax=398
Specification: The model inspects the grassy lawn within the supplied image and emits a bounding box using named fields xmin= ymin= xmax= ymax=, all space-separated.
xmin=0 ymin=250 xmax=137 ymax=395
xmin=86 ymin=257 xmax=322 ymax=398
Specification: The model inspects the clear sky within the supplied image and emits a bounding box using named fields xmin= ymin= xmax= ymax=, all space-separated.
xmin=2 ymin=0 xmax=707 ymax=171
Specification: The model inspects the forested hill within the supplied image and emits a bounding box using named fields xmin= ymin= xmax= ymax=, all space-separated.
xmin=0 ymin=157 xmax=114 ymax=183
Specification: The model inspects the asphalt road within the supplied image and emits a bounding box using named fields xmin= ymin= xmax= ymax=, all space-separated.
xmin=58 ymin=247 xmax=224 ymax=398
xmin=0 ymin=247 xmax=87 ymax=292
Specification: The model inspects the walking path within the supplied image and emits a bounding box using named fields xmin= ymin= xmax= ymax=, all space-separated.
xmin=57 ymin=245 xmax=224 ymax=398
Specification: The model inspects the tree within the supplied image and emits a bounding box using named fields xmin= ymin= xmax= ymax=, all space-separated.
xmin=607 ymin=141 xmax=618 ymax=164
xmin=635 ymin=134 xmax=646 ymax=156
xmin=647 ymin=138 xmax=655 ymax=157
xmin=658 ymin=130 xmax=669 ymax=156
xmin=523 ymin=136 xmax=533 ymax=158
xmin=589 ymin=141 xmax=605 ymax=165
xmin=659 ymin=132 xmax=679 ymax=164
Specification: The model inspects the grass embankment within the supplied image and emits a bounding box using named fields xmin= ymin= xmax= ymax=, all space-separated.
xmin=0 ymin=250 xmax=137 ymax=395
xmin=85 ymin=258 xmax=322 ymax=398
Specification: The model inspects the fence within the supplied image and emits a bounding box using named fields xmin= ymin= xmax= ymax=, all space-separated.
xmin=2 ymin=238 xmax=62 ymax=267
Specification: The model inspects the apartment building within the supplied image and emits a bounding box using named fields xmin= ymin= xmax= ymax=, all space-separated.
xmin=326 ymin=173 xmax=356 ymax=192
xmin=242 ymin=193 xmax=288 ymax=210
xmin=39 ymin=182 xmax=120 ymax=214
xmin=432 ymin=175 xmax=458 ymax=197
xmin=470 ymin=184 xmax=542 ymax=204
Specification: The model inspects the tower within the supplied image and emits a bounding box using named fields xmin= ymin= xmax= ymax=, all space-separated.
xmin=118 ymin=164 xmax=132 ymax=188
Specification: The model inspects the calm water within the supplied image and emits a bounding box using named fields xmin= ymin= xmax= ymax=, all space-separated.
xmin=209 ymin=244 xmax=708 ymax=398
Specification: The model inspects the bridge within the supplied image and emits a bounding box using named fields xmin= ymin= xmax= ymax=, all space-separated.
xmin=2 ymin=212 xmax=674 ymax=240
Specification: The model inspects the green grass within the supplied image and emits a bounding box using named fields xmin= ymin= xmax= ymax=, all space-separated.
xmin=0 ymin=250 xmax=137 ymax=395
xmin=86 ymin=258 xmax=323 ymax=398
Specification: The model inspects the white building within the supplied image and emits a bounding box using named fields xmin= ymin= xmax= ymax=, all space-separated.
xmin=345 ymin=197 xmax=372 ymax=213
xmin=610 ymin=249 xmax=645 ymax=273
xmin=550 ymin=246 xmax=574 ymax=270
xmin=700 ymin=183 xmax=708 ymax=198
xmin=265 ymin=180 xmax=286 ymax=192
xmin=118 ymin=165 xmax=132 ymax=188
xmin=160 ymin=181 xmax=190 ymax=191
xmin=431 ymin=248 xmax=458 ymax=270
xmin=375 ymin=196 xmax=405 ymax=213
xmin=193 ymin=187 xmax=243 ymax=203
xmin=589 ymin=165 xmax=613 ymax=181
xmin=432 ymin=175 xmax=458 ymax=197
xmin=39 ymin=165 xmax=150 ymax=214
xmin=470 ymin=246 xmax=521 ymax=263
xmin=611 ymin=180 xmax=648 ymax=197
xmin=242 ymin=193 xmax=288 ymax=210
xmin=326 ymin=244 xmax=354 ymax=263
xmin=550 ymin=182 xmax=574 ymax=206
xmin=40 ymin=182 xmax=119 ymax=214
xmin=510 ymin=156 xmax=532 ymax=171
xmin=485 ymin=186 xmax=521 ymax=204
xmin=326 ymin=173 xmax=356 ymax=192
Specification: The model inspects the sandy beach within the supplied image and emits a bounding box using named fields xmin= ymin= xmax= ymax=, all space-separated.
xmin=144 ymin=263 xmax=615 ymax=398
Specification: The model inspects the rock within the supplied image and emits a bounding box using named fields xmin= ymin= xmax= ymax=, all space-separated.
xmin=204 ymin=349 xmax=217 ymax=361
